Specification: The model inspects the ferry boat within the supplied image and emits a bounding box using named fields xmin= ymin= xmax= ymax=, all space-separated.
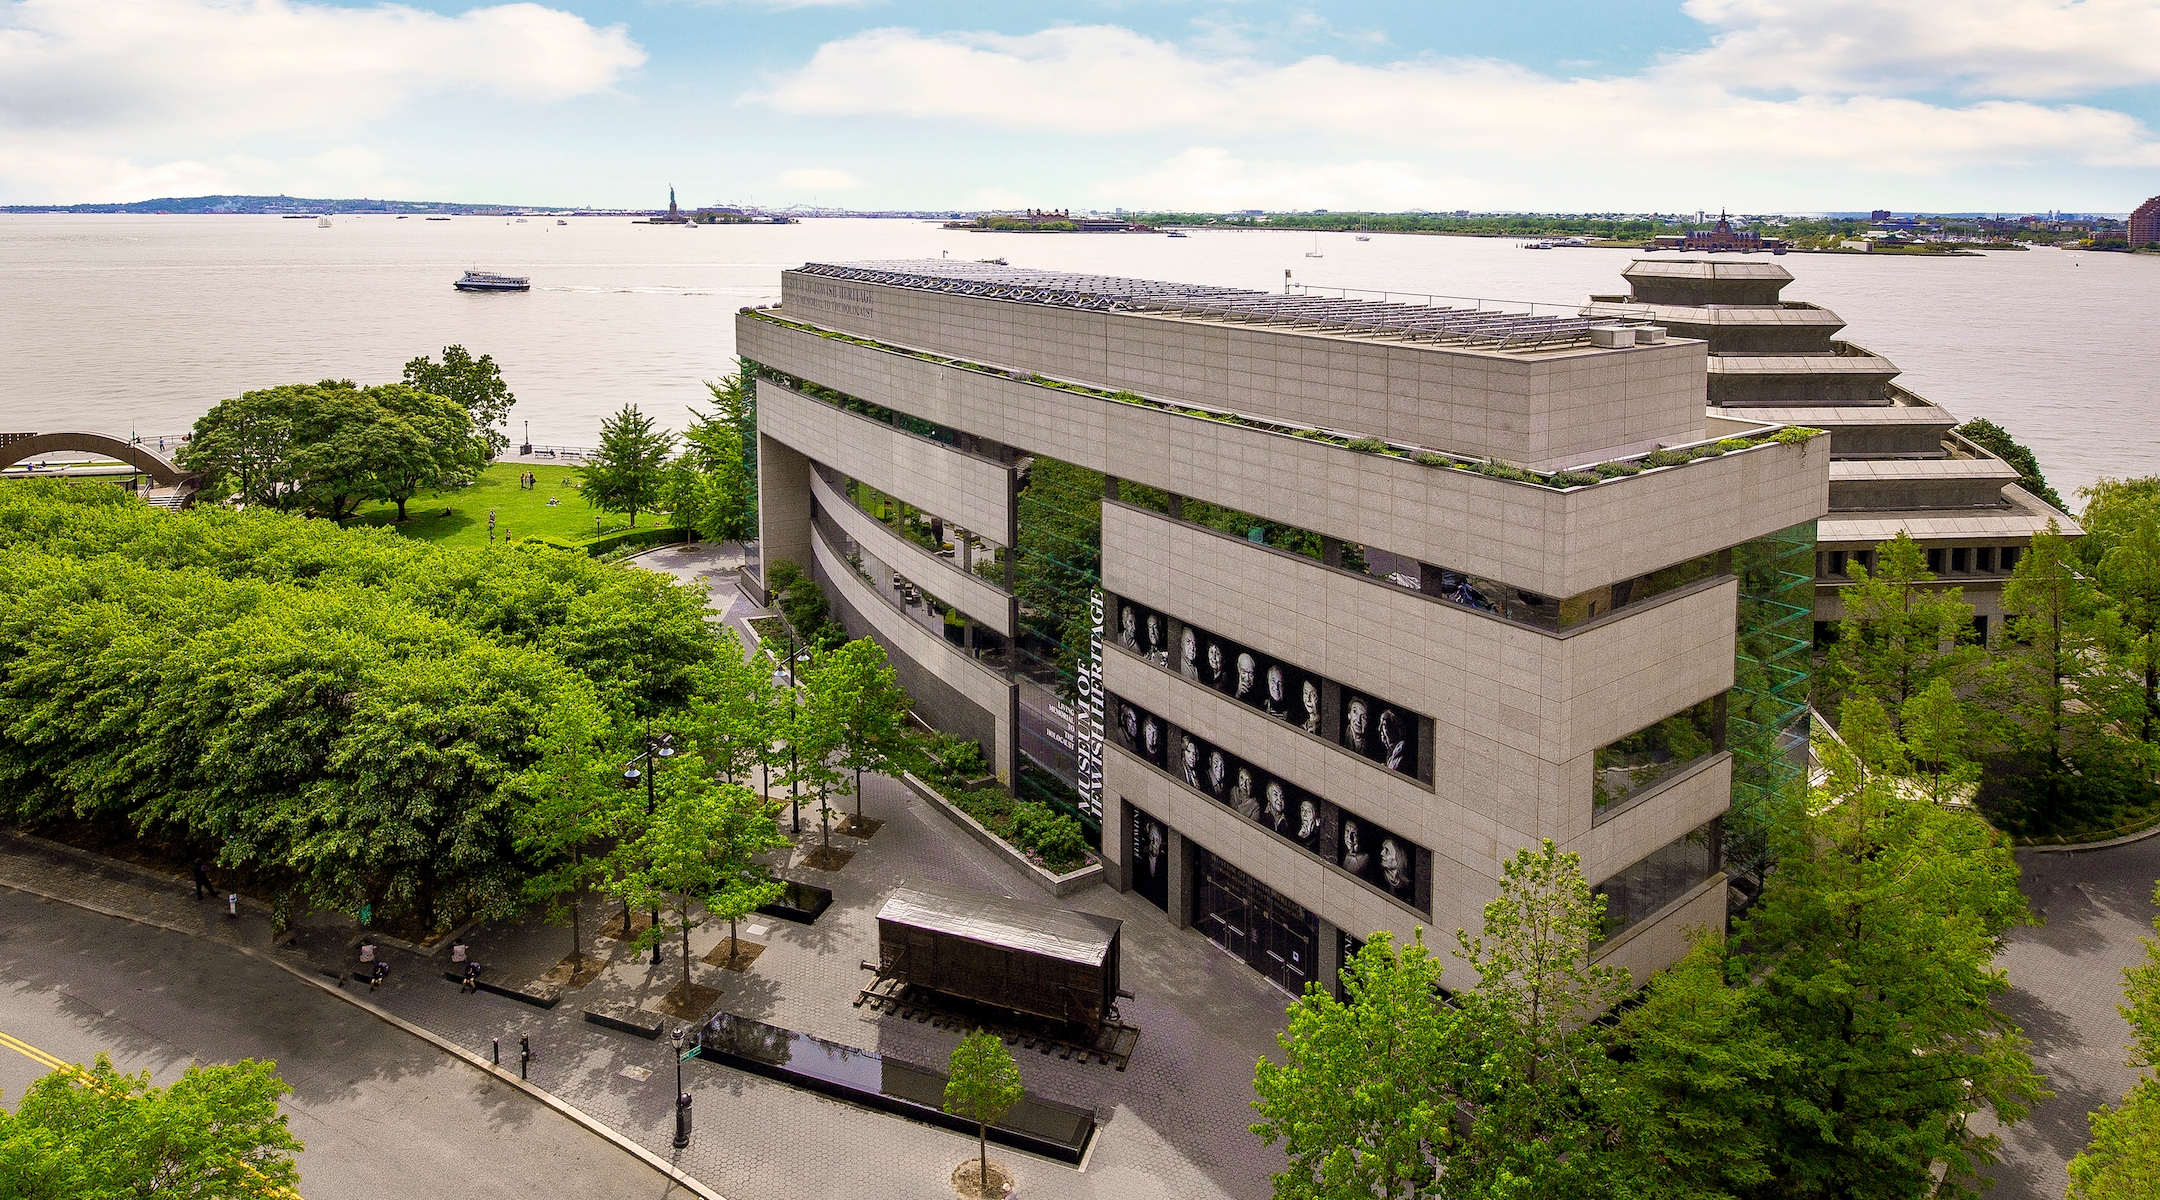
xmin=1165 ymin=230 xmax=1188 ymax=238
xmin=454 ymin=269 xmax=530 ymax=293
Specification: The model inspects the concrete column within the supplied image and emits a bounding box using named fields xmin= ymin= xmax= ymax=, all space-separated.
xmin=1167 ymin=828 xmax=1196 ymax=931
xmin=755 ymin=431 xmax=813 ymax=604
xmin=1107 ymin=798 xmax=1133 ymax=894
xmin=1313 ymin=916 xmax=1342 ymax=1000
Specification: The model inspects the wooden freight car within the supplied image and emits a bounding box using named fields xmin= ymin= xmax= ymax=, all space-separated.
xmin=872 ymin=882 xmax=1123 ymax=1038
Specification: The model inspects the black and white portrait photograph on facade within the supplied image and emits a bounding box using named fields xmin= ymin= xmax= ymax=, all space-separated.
xmin=1293 ymin=796 xmax=1324 ymax=854
xmin=1204 ymin=639 xmax=1227 ymax=690
xmin=1141 ymin=716 xmax=1165 ymax=766
xmin=1179 ymin=626 xmax=1200 ymax=679
xmin=1377 ymin=707 xmax=1415 ymax=774
xmin=1379 ymin=836 xmax=1413 ymax=900
xmin=1263 ymin=662 xmax=1289 ymax=717
xmin=1232 ymin=766 xmax=1260 ymax=820
xmin=1342 ymin=693 xmax=1372 ymax=755
xmin=1338 ymin=817 xmax=1372 ymax=878
xmin=1120 ymin=701 xmax=1139 ymax=749
xmin=1119 ymin=603 xmax=1140 ymax=654
xmin=1181 ymin=734 xmax=1201 ymax=788
xmin=1233 ymin=651 xmax=1260 ymax=706
xmin=1299 ymin=678 xmax=1322 ymax=734
xmin=1263 ymin=778 xmax=1289 ymax=834
xmin=1207 ymin=749 xmax=1228 ymax=800
xmin=1144 ymin=610 xmax=1168 ymax=665
xmin=1342 ymin=690 xmax=1418 ymax=776
xmin=1131 ymin=810 xmax=1169 ymax=911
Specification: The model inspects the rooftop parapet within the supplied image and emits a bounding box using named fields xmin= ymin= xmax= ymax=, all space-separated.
xmin=1621 ymin=259 xmax=1794 ymax=307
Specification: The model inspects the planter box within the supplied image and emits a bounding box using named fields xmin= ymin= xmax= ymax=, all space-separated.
xmin=583 ymin=1003 xmax=666 ymax=1040
xmin=901 ymin=772 xmax=1103 ymax=898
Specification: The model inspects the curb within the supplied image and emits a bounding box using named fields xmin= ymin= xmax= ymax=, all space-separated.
xmin=0 ymin=879 xmax=726 ymax=1200
xmin=2018 ymin=818 xmax=2160 ymax=854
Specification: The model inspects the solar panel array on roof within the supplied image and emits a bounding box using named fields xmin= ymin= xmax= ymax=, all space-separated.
xmin=796 ymin=259 xmax=1618 ymax=350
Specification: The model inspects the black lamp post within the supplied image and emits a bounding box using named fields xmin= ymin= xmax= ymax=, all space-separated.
xmin=624 ymin=723 xmax=676 ymax=966
xmin=670 ymin=1026 xmax=693 ymax=1148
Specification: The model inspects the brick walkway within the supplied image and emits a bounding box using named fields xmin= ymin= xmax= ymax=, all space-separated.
xmin=1983 ymin=838 xmax=2160 ymax=1200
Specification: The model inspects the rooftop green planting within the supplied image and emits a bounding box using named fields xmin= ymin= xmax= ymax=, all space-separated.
xmin=744 ymin=309 xmax=1821 ymax=493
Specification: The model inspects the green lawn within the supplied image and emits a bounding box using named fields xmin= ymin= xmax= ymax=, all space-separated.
xmin=351 ymin=462 xmax=657 ymax=548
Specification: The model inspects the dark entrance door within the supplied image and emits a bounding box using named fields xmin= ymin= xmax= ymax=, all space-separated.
xmin=1192 ymin=846 xmax=1317 ymax=994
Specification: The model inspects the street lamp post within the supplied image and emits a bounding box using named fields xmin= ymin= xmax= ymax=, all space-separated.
xmin=670 ymin=1026 xmax=693 ymax=1149
xmin=624 ymin=723 xmax=676 ymax=966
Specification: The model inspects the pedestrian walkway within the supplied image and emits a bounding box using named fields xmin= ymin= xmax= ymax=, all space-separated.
xmin=1983 ymin=839 xmax=2160 ymax=1200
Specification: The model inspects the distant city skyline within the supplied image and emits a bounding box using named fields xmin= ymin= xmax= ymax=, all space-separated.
xmin=2 ymin=0 xmax=2157 ymax=212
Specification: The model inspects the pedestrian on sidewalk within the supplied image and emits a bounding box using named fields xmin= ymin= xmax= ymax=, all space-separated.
xmin=192 ymin=861 xmax=208 ymax=901
xmin=370 ymin=961 xmax=389 ymax=992
xmin=359 ymin=937 xmax=376 ymax=966
xmin=226 ymin=892 xmax=238 ymax=918
xmin=461 ymin=961 xmax=480 ymax=993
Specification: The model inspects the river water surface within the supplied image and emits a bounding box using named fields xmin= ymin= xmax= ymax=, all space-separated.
xmin=1 ymin=215 xmax=2152 ymax=499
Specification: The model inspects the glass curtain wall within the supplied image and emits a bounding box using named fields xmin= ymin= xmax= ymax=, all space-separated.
xmin=1007 ymin=454 xmax=1107 ymax=840
xmin=1728 ymin=520 xmax=1817 ymax=877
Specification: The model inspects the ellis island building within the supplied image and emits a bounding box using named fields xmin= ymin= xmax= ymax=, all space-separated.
xmin=741 ymin=261 xmax=1828 ymax=993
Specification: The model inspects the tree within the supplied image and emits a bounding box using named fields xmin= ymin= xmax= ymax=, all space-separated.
xmin=805 ymin=637 xmax=916 ymax=827
xmin=402 ymin=345 xmax=516 ymax=460
xmin=2066 ymin=881 xmax=2160 ymax=1199
xmin=1991 ymin=521 xmax=2124 ymax=830
xmin=1448 ymin=839 xmax=1633 ymax=1197
xmin=684 ymin=628 xmax=782 ymax=787
xmin=1824 ymin=531 xmax=1981 ymax=726
xmin=1252 ymin=931 xmax=1464 ymax=1200
xmin=779 ymin=668 xmax=848 ymax=857
xmin=623 ymin=772 xmax=787 ymax=998
xmin=365 ymin=383 xmax=484 ymax=521
xmin=666 ymin=374 xmax=756 ymax=542
xmin=765 ymin=558 xmax=843 ymax=649
xmin=180 ymin=382 xmax=478 ymax=521
xmin=1956 ymin=417 xmax=2067 ymax=512
xmin=1604 ymin=934 xmax=1789 ymax=1200
xmin=513 ymin=699 xmax=633 ymax=967
xmin=579 ymin=405 xmax=675 ymax=528
xmin=2093 ymin=496 xmax=2160 ymax=752
xmin=0 ymin=1055 xmax=302 ymax=1199
xmin=1739 ymin=737 xmax=2045 ymax=1200
xmin=943 ymin=1028 xmax=1023 ymax=1197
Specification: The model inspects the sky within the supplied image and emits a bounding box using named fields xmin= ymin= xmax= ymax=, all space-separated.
xmin=3 ymin=0 xmax=2159 ymax=212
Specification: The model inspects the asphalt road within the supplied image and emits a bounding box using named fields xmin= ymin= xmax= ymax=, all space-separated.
xmin=0 ymin=887 xmax=692 ymax=1200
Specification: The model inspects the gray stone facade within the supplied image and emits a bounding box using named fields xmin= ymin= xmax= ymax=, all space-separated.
xmin=748 ymin=260 xmax=1829 ymax=994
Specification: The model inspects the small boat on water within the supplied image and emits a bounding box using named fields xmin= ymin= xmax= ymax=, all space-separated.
xmin=317 ymin=216 xmax=332 ymax=228
xmin=454 ymin=269 xmax=530 ymax=293
xmin=557 ymin=219 xmax=568 ymax=225
xmin=1165 ymin=230 xmax=1188 ymax=238
xmin=426 ymin=216 xmax=452 ymax=222
xmin=1354 ymin=235 xmax=1371 ymax=242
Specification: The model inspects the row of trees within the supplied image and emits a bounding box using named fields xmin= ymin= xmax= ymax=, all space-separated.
xmin=1822 ymin=476 xmax=2160 ymax=835
xmin=178 ymin=347 xmax=513 ymax=520
xmin=1255 ymin=744 xmax=2040 ymax=1200
xmin=1 ymin=1056 xmax=301 ymax=1199
xmin=576 ymin=374 xmax=757 ymax=538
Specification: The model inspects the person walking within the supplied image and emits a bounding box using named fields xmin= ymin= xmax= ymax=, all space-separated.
xmin=192 ymin=861 xmax=208 ymax=901
xmin=461 ymin=961 xmax=480 ymax=993
xmin=226 ymin=892 xmax=239 ymax=918
xmin=370 ymin=961 xmax=389 ymax=992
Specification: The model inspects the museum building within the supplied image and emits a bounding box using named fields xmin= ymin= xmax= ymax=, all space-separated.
xmin=739 ymin=260 xmax=1829 ymax=995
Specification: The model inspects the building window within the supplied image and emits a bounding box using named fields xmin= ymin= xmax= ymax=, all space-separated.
xmin=1009 ymin=453 xmax=1107 ymax=832
xmin=1821 ymin=550 xmax=1847 ymax=579
xmin=1107 ymin=594 xmax=1430 ymax=784
xmin=1110 ymin=694 xmax=1431 ymax=915
xmin=1594 ymin=694 xmax=1725 ymax=812
xmin=2001 ymin=546 xmax=2023 ymax=572
xmin=1977 ymin=547 xmax=1998 ymax=572
xmin=1927 ymin=549 xmax=1945 ymax=574
xmin=1593 ymin=819 xmax=1721 ymax=945
xmin=1951 ymin=547 xmax=1972 ymax=573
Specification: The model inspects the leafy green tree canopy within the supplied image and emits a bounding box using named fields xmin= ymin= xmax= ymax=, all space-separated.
xmin=579 ymin=404 xmax=676 ymax=529
xmin=944 ymin=1028 xmax=1024 ymax=1192
xmin=403 ymin=344 xmax=517 ymax=460
xmin=0 ymin=1055 xmax=302 ymax=1200
xmin=1956 ymin=417 xmax=2066 ymax=512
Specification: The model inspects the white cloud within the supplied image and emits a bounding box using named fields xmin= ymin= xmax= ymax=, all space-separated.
xmin=1096 ymin=147 xmax=1480 ymax=212
xmin=1676 ymin=0 xmax=2160 ymax=98
xmin=0 ymin=0 xmax=644 ymax=201
xmin=0 ymin=0 xmax=645 ymax=136
xmin=750 ymin=15 xmax=2160 ymax=193
xmin=778 ymin=166 xmax=863 ymax=191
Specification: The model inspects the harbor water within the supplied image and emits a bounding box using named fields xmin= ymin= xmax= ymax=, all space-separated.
xmin=1 ymin=214 xmax=2152 ymax=499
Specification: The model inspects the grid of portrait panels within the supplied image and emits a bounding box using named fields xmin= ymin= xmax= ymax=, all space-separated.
xmin=1110 ymin=694 xmax=1431 ymax=915
xmin=1109 ymin=596 xmax=1424 ymax=782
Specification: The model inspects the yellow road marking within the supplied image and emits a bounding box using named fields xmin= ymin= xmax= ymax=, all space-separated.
xmin=0 ymin=1027 xmax=303 ymax=1198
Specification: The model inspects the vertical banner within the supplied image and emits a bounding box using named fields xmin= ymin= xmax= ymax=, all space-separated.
xmin=1075 ymin=587 xmax=1106 ymax=822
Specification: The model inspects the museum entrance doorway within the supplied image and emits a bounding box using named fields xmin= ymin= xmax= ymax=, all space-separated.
xmin=1192 ymin=846 xmax=1317 ymax=994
